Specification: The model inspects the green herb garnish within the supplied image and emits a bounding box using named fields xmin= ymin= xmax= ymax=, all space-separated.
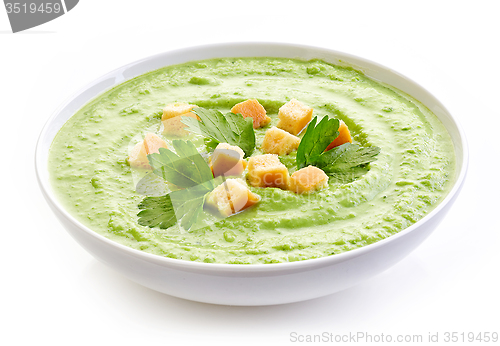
xmin=296 ymin=116 xmax=380 ymax=182
xmin=137 ymin=184 xmax=213 ymax=230
xmin=137 ymin=140 xmax=216 ymax=230
xmin=296 ymin=116 xmax=340 ymax=169
xmin=148 ymin=140 xmax=214 ymax=190
xmin=317 ymin=143 xmax=381 ymax=183
xmin=137 ymin=194 xmax=177 ymax=229
xmin=181 ymin=107 xmax=255 ymax=157
xmin=169 ymin=184 xmax=214 ymax=230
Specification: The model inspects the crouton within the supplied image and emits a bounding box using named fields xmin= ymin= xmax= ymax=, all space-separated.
xmin=143 ymin=133 xmax=168 ymax=155
xmin=128 ymin=142 xmax=149 ymax=169
xmin=288 ymin=166 xmax=329 ymax=194
xmin=210 ymin=143 xmax=247 ymax=178
xmin=261 ymin=126 xmax=300 ymax=155
xmin=277 ymin=99 xmax=313 ymax=135
xmin=247 ymin=154 xmax=289 ymax=189
xmin=325 ymin=120 xmax=353 ymax=151
xmin=206 ymin=179 xmax=260 ymax=217
xmin=162 ymin=102 xmax=198 ymax=121
xmin=162 ymin=113 xmax=198 ymax=137
xmin=231 ymin=99 xmax=271 ymax=129
xmin=128 ymin=133 xmax=168 ymax=169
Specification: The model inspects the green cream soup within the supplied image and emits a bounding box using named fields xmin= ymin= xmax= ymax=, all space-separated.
xmin=49 ymin=58 xmax=455 ymax=264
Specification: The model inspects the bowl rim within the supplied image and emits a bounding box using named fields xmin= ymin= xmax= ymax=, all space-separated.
xmin=35 ymin=41 xmax=469 ymax=272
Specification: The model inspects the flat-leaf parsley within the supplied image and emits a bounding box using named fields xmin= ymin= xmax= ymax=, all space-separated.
xmin=296 ymin=116 xmax=380 ymax=182
xmin=182 ymin=107 xmax=255 ymax=157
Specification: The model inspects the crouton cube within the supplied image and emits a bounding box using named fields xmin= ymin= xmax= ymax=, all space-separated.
xmin=206 ymin=179 xmax=260 ymax=217
xmin=162 ymin=113 xmax=198 ymax=137
xmin=261 ymin=126 xmax=300 ymax=155
xmin=277 ymin=99 xmax=313 ymax=135
xmin=325 ymin=120 xmax=353 ymax=151
xmin=128 ymin=133 xmax=168 ymax=169
xmin=162 ymin=102 xmax=198 ymax=120
xmin=143 ymin=133 xmax=168 ymax=154
xmin=231 ymin=99 xmax=271 ymax=129
xmin=247 ymin=154 xmax=289 ymax=189
xmin=210 ymin=143 xmax=247 ymax=177
xmin=128 ymin=142 xmax=149 ymax=169
xmin=288 ymin=166 xmax=329 ymax=194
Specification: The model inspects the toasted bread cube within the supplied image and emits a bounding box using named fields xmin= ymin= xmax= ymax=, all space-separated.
xmin=325 ymin=120 xmax=353 ymax=151
xmin=231 ymin=99 xmax=271 ymax=129
xmin=247 ymin=154 xmax=289 ymax=189
xmin=143 ymin=133 xmax=168 ymax=154
xmin=261 ymin=126 xmax=300 ymax=155
xmin=206 ymin=179 xmax=260 ymax=217
xmin=128 ymin=133 xmax=168 ymax=169
xmin=162 ymin=112 xmax=198 ymax=137
xmin=277 ymin=99 xmax=313 ymax=135
xmin=128 ymin=142 xmax=149 ymax=169
xmin=288 ymin=166 xmax=329 ymax=194
xmin=210 ymin=143 xmax=247 ymax=177
xmin=162 ymin=102 xmax=198 ymax=120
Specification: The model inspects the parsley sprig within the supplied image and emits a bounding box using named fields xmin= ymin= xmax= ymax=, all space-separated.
xmin=137 ymin=140 xmax=216 ymax=230
xmin=297 ymin=116 xmax=380 ymax=182
xmin=181 ymin=107 xmax=255 ymax=157
xmin=148 ymin=140 xmax=214 ymax=190
xmin=137 ymin=194 xmax=176 ymax=229
xmin=296 ymin=116 xmax=340 ymax=169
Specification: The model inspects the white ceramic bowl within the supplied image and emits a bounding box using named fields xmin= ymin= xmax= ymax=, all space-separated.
xmin=35 ymin=43 xmax=468 ymax=306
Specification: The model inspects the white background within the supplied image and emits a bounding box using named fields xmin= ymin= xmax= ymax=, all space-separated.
xmin=1 ymin=1 xmax=499 ymax=345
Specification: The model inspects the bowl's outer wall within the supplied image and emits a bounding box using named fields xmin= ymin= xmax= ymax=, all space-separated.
xmin=41 ymin=180 xmax=464 ymax=305
xmin=36 ymin=43 xmax=468 ymax=305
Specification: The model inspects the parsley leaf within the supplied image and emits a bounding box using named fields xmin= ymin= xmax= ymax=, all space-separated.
xmin=317 ymin=143 xmax=381 ymax=171
xmin=182 ymin=107 xmax=255 ymax=157
xmin=317 ymin=143 xmax=381 ymax=183
xmin=137 ymin=184 xmax=211 ymax=230
xmin=135 ymin=172 xmax=169 ymax=196
xmin=138 ymin=139 xmax=217 ymax=230
xmin=147 ymin=140 xmax=214 ymax=191
xmin=296 ymin=116 xmax=380 ymax=182
xmin=169 ymin=184 xmax=211 ymax=230
xmin=296 ymin=116 xmax=340 ymax=169
xmin=137 ymin=194 xmax=177 ymax=229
